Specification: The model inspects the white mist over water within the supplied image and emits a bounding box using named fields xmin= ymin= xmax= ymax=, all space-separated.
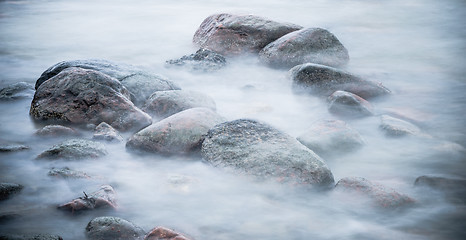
xmin=0 ymin=0 xmax=465 ymax=239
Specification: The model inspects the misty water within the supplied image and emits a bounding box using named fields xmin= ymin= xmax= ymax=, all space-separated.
xmin=0 ymin=0 xmax=465 ymax=239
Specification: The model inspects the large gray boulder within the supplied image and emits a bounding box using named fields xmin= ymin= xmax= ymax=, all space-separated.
xmin=30 ymin=67 xmax=152 ymax=131
xmin=193 ymin=13 xmax=302 ymax=55
xmin=290 ymin=63 xmax=391 ymax=99
xmin=327 ymin=90 xmax=374 ymax=118
xmin=36 ymin=139 xmax=107 ymax=160
xmin=86 ymin=216 xmax=145 ymax=240
xmin=127 ymin=108 xmax=226 ymax=155
xmin=259 ymin=27 xmax=349 ymax=68
xmin=201 ymin=119 xmax=335 ymax=187
xmin=0 ymin=82 xmax=35 ymax=100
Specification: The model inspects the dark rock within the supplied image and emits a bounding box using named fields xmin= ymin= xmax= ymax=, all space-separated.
xmin=201 ymin=119 xmax=335 ymax=187
xmin=0 ymin=183 xmax=23 ymax=200
xmin=145 ymin=227 xmax=191 ymax=240
xmin=142 ymin=90 xmax=217 ymax=119
xmin=290 ymin=63 xmax=391 ymax=99
xmin=35 ymin=125 xmax=79 ymax=137
xmin=0 ymin=140 xmax=29 ymax=152
xmin=86 ymin=216 xmax=145 ymax=240
xmin=0 ymin=82 xmax=35 ymax=100
xmin=58 ymin=185 xmax=117 ymax=213
xmin=0 ymin=234 xmax=63 ymax=240
xmin=193 ymin=13 xmax=302 ymax=55
xmin=127 ymin=108 xmax=226 ymax=155
xmin=414 ymin=175 xmax=466 ymax=204
xmin=47 ymin=167 xmax=91 ymax=179
xmin=335 ymin=177 xmax=415 ymax=209
xmin=297 ymin=119 xmax=364 ymax=156
xmin=327 ymin=90 xmax=374 ymax=118
xmin=259 ymin=27 xmax=349 ymax=68
xmin=30 ymin=67 xmax=152 ymax=131
xmin=166 ymin=48 xmax=227 ymax=72
xmin=379 ymin=115 xmax=421 ymax=137
xmin=93 ymin=122 xmax=123 ymax=142
xmin=36 ymin=139 xmax=107 ymax=160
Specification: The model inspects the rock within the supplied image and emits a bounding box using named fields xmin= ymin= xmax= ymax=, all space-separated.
xmin=36 ymin=139 xmax=107 ymax=160
xmin=290 ymin=63 xmax=391 ymax=99
xmin=142 ymin=90 xmax=217 ymax=119
xmin=297 ymin=119 xmax=364 ymax=156
xmin=335 ymin=177 xmax=415 ymax=209
xmin=166 ymin=48 xmax=227 ymax=72
xmin=30 ymin=67 xmax=152 ymax=131
xmin=93 ymin=122 xmax=123 ymax=142
xmin=193 ymin=13 xmax=302 ymax=55
xmin=144 ymin=227 xmax=191 ymax=240
xmin=86 ymin=216 xmax=145 ymax=240
xmin=379 ymin=115 xmax=421 ymax=137
xmin=0 ymin=234 xmax=63 ymax=240
xmin=0 ymin=82 xmax=35 ymax=100
xmin=0 ymin=140 xmax=29 ymax=152
xmin=47 ymin=167 xmax=91 ymax=179
xmin=327 ymin=90 xmax=374 ymax=118
xmin=414 ymin=175 xmax=466 ymax=204
xmin=35 ymin=125 xmax=79 ymax=137
xmin=259 ymin=27 xmax=349 ymax=68
xmin=58 ymin=185 xmax=117 ymax=213
xmin=0 ymin=183 xmax=23 ymax=200
xmin=201 ymin=119 xmax=335 ymax=187
xmin=127 ymin=108 xmax=226 ymax=155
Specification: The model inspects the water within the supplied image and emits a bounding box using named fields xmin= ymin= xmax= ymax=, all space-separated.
xmin=1 ymin=0 xmax=465 ymax=239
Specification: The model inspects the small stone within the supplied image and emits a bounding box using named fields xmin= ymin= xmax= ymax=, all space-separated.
xmin=0 ymin=141 xmax=29 ymax=152
xmin=58 ymin=185 xmax=117 ymax=213
xmin=93 ymin=122 xmax=123 ymax=142
xmin=35 ymin=125 xmax=79 ymax=137
xmin=47 ymin=167 xmax=91 ymax=179
xmin=327 ymin=90 xmax=374 ymax=118
xmin=145 ymin=227 xmax=191 ymax=240
xmin=0 ymin=183 xmax=23 ymax=201
xmin=166 ymin=48 xmax=227 ymax=72
xmin=0 ymin=82 xmax=35 ymax=100
xmin=36 ymin=139 xmax=107 ymax=160
xmin=379 ymin=115 xmax=421 ymax=137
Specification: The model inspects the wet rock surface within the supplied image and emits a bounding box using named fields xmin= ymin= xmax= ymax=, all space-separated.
xmin=58 ymin=185 xmax=117 ymax=213
xmin=193 ymin=13 xmax=302 ymax=55
xmin=0 ymin=82 xmax=35 ymax=100
xmin=259 ymin=27 xmax=349 ymax=68
xmin=0 ymin=183 xmax=23 ymax=200
xmin=379 ymin=115 xmax=421 ymax=137
xmin=86 ymin=216 xmax=145 ymax=240
xmin=30 ymin=67 xmax=152 ymax=131
xmin=36 ymin=139 xmax=107 ymax=160
xmin=144 ymin=227 xmax=191 ymax=240
xmin=47 ymin=167 xmax=91 ymax=179
xmin=93 ymin=122 xmax=123 ymax=142
xmin=142 ymin=90 xmax=217 ymax=119
xmin=166 ymin=48 xmax=227 ymax=72
xmin=0 ymin=141 xmax=29 ymax=152
xmin=35 ymin=125 xmax=79 ymax=137
xmin=127 ymin=108 xmax=225 ymax=155
xmin=0 ymin=234 xmax=63 ymax=240
xmin=290 ymin=63 xmax=391 ymax=99
xmin=201 ymin=119 xmax=335 ymax=187
xmin=327 ymin=90 xmax=374 ymax=118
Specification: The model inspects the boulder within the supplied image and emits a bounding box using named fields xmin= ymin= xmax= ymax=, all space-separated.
xmin=259 ymin=27 xmax=349 ymax=68
xmin=58 ymin=185 xmax=117 ymax=213
xmin=335 ymin=177 xmax=415 ymax=209
xmin=0 ymin=183 xmax=23 ymax=201
xmin=47 ymin=167 xmax=91 ymax=179
xmin=0 ymin=234 xmax=63 ymax=240
xmin=193 ymin=13 xmax=302 ymax=55
xmin=297 ymin=119 xmax=364 ymax=156
xmin=36 ymin=139 xmax=107 ymax=160
xmin=30 ymin=67 xmax=152 ymax=131
xmin=379 ymin=115 xmax=421 ymax=137
xmin=290 ymin=63 xmax=390 ymax=99
xmin=86 ymin=216 xmax=145 ymax=240
xmin=93 ymin=122 xmax=123 ymax=142
xmin=0 ymin=140 xmax=29 ymax=152
xmin=0 ymin=82 xmax=35 ymax=100
xmin=35 ymin=125 xmax=79 ymax=137
xmin=166 ymin=48 xmax=227 ymax=72
xmin=327 ymin=90 xmax=374 ymax=118
xmin=127 ymin=108 xmax=225 ymax=155
xmin=201 ymin=119 xmax=335 ymax=187
xmin=142 ymin=90 xmax=217 ymax=119
xmin=145 ymin=227 xmax=191 ymax=240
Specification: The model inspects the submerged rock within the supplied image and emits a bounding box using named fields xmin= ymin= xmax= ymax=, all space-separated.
xmin=127 ymin=108 xmax=225 ymax=155
xmin=36 ymin=139 xmax=107 ymax=160
xmin=379 ymin=115 xmax=421 ymax=137
xmin=166 ymin=48 xmax=227 ymax=72
xmin=30 ymin=67 xmax=152 ymax=131
xmin=58 ymin=185 xmax=117 ymax=213
xmin=414 ymin=175 xmax=466 ymax=204
xmin=48 ymin=167 xmax=91 ymax=179
xmin=35 ymin=125 xmax=79 ymax=137
xmin=86 ymin=216 xmax=145 ymax=240
xmin=290 ymin=63 xmax=390 ymax=99
xmin=142 ymin=90 xmax=217 ymax=119
xmin=0 ymin=183 xmax=23 ymax=200
xmin=145 ymin=227 xmax=191 ymax=240
xmin=259 ymin=27 xmax=349 ymax=68
xmin=327 ymin=90 xmax=374 ymax=118
xmin=297 ymin=119 xmax=364 ymax=156
xmin=0 ymin=140 xmax=29 ymax=152
xmin=201 ymin=119 xmax=335 ymax=187
xmin=0 ymin=82 xmax=35 ymax=100
xmin=193 ymin=13 xmax=302 ymax=55
xmin=93 ymin=122 xmax=123 ymax=142
xmin=0 ymin=234 xmax=63 ymax=240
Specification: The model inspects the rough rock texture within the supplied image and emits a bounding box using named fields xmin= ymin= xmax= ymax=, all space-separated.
xmin=144 ymin=227 xmax=191 ymax=240
xmin=0 ymin=183 xmax=23 ymax=201
xmin=166 ymin=48 xmax=227 ymax=72
xmin=36 ymin=139 xmax=107 ymax=160
xmin=142 ymin=90 xmax=217 ymax=119
xmin=93 ymin=122 xmax=123 ymax=142
xmin=259 ymin=27 xmax=349 ymax=68
xmin=86 ymin=216 xmax=145 ymax=240
xmin=35 ymin=125 xmax=79 ymax=137
xmin=127 ymin=108 xmax=226 ymax=155
xmin=379 ymin=115 xmax=421 ymax=137
xmin=414 ymin=175 xmax=466 ymax=204
xmin=0 ymin=82 xmax=35 ymax=100
xmin=0 ymin=140 xmax=29 ymax=152
xmin=327 ymin=90 xmax=374 ymax=118
xmin=193 ymin=13 xmax=302 ymax=55
xmin=290 ymin=63 xmax=391 ymax=99
xmin=58 ymin=185 xmax=117 ymax=213
xmin=0 ymin=234 xmax=63 ymax=240
xmin=335 ymin=177 xmax=415 ymax=208
xmin=30 ymin=67 xmax=152 ymax=131
xmin=201 ymin=119 xmax=335 ymax=187
xmin=297 ymin=119 xmax=364 ymax=156
xmin=47 ymin=167 xmax=91 ymax=179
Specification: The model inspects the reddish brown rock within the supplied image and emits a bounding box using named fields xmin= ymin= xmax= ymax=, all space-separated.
xmin=145 ymin=227 xmax=191 ymax=240
xmin=327 ymin=90 xmax=374 ymax=118
xmin=58 ymin=185 xmax=117 ymax=213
